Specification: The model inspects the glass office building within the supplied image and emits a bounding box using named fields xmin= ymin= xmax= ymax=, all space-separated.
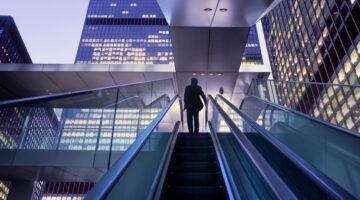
xmin=241 ymin=25 xmax=263 ymax=65
xmin=0 ymin=16 xmax=33 ymax=199
xmin=262 ymin=0 xmax=360 ymax=131
xmin=74 ymin=0 xmax=173 ymax=64
xmin=0 ymin=16 xmax=32 ymax=64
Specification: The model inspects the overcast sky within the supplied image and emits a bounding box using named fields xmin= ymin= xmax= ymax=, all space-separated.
xmin=0 ymin=0 xmax=89 ymax=64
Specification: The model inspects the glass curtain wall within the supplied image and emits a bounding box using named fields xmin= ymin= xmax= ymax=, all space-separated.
xmin=261 ymin=0 xmax=360 ymax=132
xmin=0 ymin=79 xmax=175 ymax=200
xmin=247 ymin=79 xmax=360 ymax=132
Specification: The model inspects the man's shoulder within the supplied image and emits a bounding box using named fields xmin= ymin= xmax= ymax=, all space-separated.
xmin=185 ymin=84 xmax=202 ymax=90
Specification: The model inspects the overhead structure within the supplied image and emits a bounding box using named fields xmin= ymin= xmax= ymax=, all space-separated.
xmin=156 ymin=0 xmax=279 ymax=102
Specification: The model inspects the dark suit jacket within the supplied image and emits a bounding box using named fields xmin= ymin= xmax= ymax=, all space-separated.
xmin=184 ymin=84 xmax=206 ymax=112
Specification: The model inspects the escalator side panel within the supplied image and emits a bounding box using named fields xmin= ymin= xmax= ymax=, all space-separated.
xmin=217 ymin=133 xmax=277 ymax=200
xmin=245 ymin=132 xmax=328 ymax=199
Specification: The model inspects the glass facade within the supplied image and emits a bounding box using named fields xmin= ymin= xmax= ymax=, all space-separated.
xmin=0 ymin=181 xmax=10 ymax=200
xmin=0 ymin=16 xmax=32 ymax=64
xmin=241 ymin=25 xmax=263 ymax=65
xmin=262 ymin=0 xmax=360 ymax=132
xmin=75 ymin=0 xmax=174 ymax=64
xmin=40 ymin=182 xmax=94 ymax=200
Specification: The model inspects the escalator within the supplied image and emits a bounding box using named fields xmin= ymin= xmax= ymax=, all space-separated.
xmin=160 ymin=133 xmax=228 ymax=200
xmin=83 ymin=93 xmax=359 ymax=200
xmin=217 ymin=95 xmax=359 ymax=199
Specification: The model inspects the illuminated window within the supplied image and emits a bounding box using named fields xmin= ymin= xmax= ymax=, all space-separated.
xmin=350 ymin=49 xmax=359 ymax=64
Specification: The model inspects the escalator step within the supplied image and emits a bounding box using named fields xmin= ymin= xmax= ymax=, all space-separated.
xmin=172 ymin=152 xmax=216 ymax=162
xmin=161 ymin=133 xmax=228 ymax=199
xmin=166 ymin=172 xmax=223 ymax=186
xmin=174 ymin=146 xmax=214 ymax=153
xmin=170 ymin=161 xmax=218 ymax=172
xmin=176 ymin=140 xmax=212 ymax=146
xmin=161 ymin=186 xmax=227 ymax=200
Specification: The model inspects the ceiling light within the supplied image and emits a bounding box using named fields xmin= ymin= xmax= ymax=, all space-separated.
xmin=219 ymin=8 xmax=228 ymax=12
xmin=192 ymin=72 xmax=197 ymax=76
xmin=204 ymin=8 xmax=212 ymax=11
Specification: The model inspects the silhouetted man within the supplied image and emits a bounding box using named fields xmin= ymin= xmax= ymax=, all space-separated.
xmin=184 ymin=78 xmax=206 ymax=134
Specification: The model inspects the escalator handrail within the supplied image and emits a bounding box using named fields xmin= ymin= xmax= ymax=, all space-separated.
xmin=208 ymin=95 xmax=297 ymax=199
xmin=219 ymin=95 xmax=357 ymax=200
xmin=152 ymin=121 xmax=180 ymax=199
xmin=0 ymin=78 xmax=174 ymax=107
xmin=85 ymin=95 xmax=180 ymax=200
xmin=240 ymin=95 xmax=360 ymax=138
xmin=208 ymin=121 xmax=237 ymax=200
xmin=145 ymin=94 xmax=170 ymax=108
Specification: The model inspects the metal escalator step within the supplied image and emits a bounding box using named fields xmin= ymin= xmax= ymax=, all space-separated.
xmin=170 ymin=161 xmax=218 ymax=172
xmin=166 ymin=172 xmax=223 ymax=186
xmin=172 ymin=152 xmax=216 ymax=162
xmin=161 ymin=186 xmax=227 ymax=200
xmin=174 ymin=145 xmax=214 ymax=153
xmin=176 ymin=139 xmax=212 ymax=146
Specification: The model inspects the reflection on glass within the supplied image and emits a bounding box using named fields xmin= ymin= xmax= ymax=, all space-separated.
xmin=240 ymin=97 xmax=360 ymax=198
xmin=0 ymin=79 xmax=174 ymax=152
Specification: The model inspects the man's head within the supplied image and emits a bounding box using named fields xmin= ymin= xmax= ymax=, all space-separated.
xmin=191 ymin=78 xmax=198 ymax=85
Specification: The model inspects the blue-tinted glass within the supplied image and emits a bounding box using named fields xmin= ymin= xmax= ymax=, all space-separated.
xmin=75 ymin=0 xmax=173 ymax=64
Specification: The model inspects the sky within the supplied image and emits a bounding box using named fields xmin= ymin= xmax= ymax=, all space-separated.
xmin=0 ymin=0 xmax=89 ymax=64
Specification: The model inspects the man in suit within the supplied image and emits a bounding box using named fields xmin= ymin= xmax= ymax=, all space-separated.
xmin=184 ymin=78 xmax=207 ymax=134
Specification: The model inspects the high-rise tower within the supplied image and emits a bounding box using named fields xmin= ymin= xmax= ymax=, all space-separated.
xmin=74 ymin=0 xmax=173 ymax=64
xmin=0 ymin=16 xmax=32 ymax=64
xmin=241 ymin=25 xmax=263 ymax=66
xmin=262 ymin=0 xmax=360 ymax=131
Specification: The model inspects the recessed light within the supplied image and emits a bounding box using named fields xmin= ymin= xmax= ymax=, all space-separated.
xmin=219 ymin=8 xmax=228 ymax=12
xmin=192 ymin=72 xmax=197 ymax=76
xmin=204 ymin=8 xmax=212 ymax=11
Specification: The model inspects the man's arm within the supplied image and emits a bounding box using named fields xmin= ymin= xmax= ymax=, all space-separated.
xmin=200 ymin=87 xmax=206 ymax=105
xmin=184 ymin=86 xmax=189 ymax=110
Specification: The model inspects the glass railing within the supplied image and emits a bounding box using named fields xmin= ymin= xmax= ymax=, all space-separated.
xmin=240 ymin=96 xmax=360 ymax=199
xmin=207 ymin=95 xmax=296 ymax=200
xmin=247 ymin=79 xmax=360 ymax=133
xmin=85 ymin=95 xmax=181 ymax=200
xmin=0 ymin=78 xmax=176 ymax=167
